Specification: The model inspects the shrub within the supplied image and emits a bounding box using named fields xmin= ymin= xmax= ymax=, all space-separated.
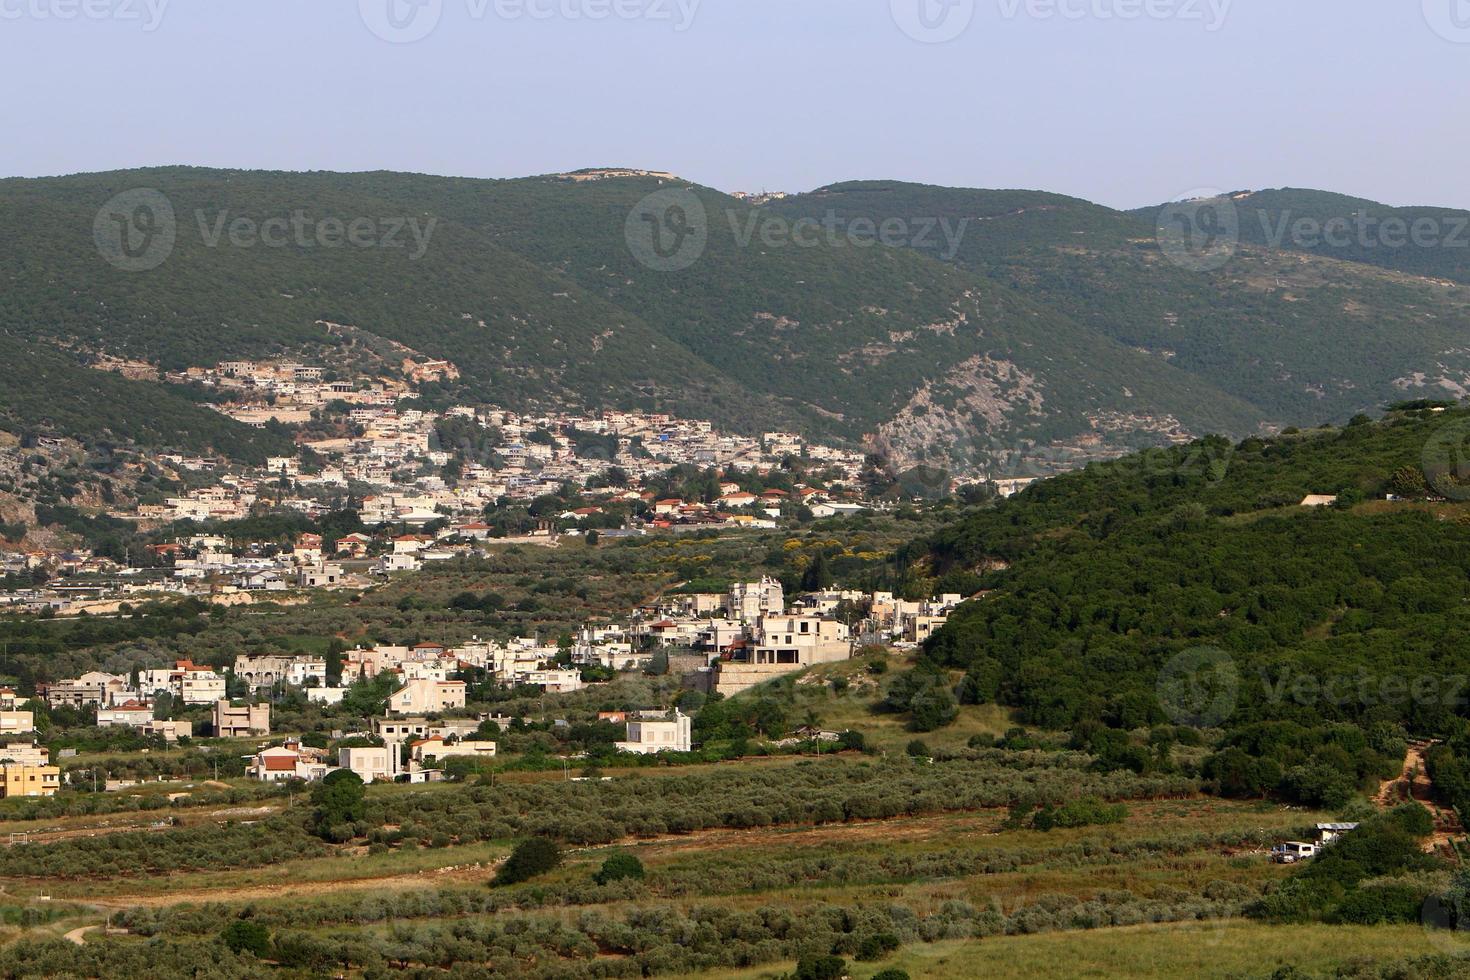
xmin=593 ymin=852 xmax=645 ymax=886
xmin=493 ymin=837 xmax=562 ymax=887
xmin=793 ymin=954 xmax=847 ymax=980
xmin=309 ymin=769 xmax=365 ymax=839
xmin=856 ymin=931 xmax=900 ymax=961
xmin=1329 ymin=884 xmax=1427 ymax=925
xmin=219 ymin=919 xmax=270 ymax=957
xmin=871 ymin=972 xmax=911 ymax=980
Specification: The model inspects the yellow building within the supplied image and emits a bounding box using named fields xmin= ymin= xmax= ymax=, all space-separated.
xmin=0 ymin=765 xmax=60 ymax=798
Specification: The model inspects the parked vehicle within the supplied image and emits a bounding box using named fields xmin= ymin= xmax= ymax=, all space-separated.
xmin=1271 ymin=841 xmax=1319 ymax=864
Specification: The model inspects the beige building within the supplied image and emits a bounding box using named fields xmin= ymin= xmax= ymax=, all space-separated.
xmin=213 ymin=700 xmax=271 ymax=738
xmin=0 ymin=764 xmax=60 ymax=798
xmin=410 ymin=737 xmax=497 ymax=764
xmin=616 ymin=711 xmax=692 ymax=754
xmin=0 ymin=689 xmax=34 ymax=736
xmin=0 ymin=743 xmax=49 ymax=766
xmin=142 ymin=719 xmax=193 ymax=743
xmin=41 ymin=672 xmax=130 ymax=709
xmin=712 ymin=615 xmax=851 ymax=696
xmin=97 ymin=703 xmax=154 ymax=728
xmin=387 ymin=679 xmax=467 ymax=716
xmin=338 ymin=745 xmax=399 ymax=783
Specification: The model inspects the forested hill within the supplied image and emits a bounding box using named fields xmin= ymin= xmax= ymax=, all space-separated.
xmin=9 ymin=167 xmax=1470 ymax=470
xmin=2 ymin=166 xmax=1247 ymax=467
xmin=771 ymin=181 xmax=1470 ymax=429
xmin=912 ymin=404 xmax=1470 ymax=807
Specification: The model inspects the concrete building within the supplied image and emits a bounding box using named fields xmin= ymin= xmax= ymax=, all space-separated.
xmin=40 ymin=672 xmax=130 ymax=709
xmin=0 ymin=764 xmax=59 ymax=798
xmin=727 ymin=577 xmax=785 ymax=621
xmin=616 ymin=710 xmax=692 ymax=754
xmin=97 ymin=703 xmax=155 ymax=728
xmin=0 ymin=743 xmax=49 ymax=766
xmin=213 ymin=700 xmax=271 ymax=738
xmin=142 ymin=719 xmax=193 ymax=743
xmin=338 ymin=745 xmax=400 ymax=783
xmin=387 ymin=679 xmax=467 ymax=716
xmin=233 ymin=654 xmax=327 ymax=691
xmin=411 ymin=737 xmax=497 ymax=764
xmin=248 ymin=745 xmax=334 ymax=782
xmin=0 ymin=689 xmax=34 ymax=736
xmin=711 ymin=615 xmax=851 ymax=696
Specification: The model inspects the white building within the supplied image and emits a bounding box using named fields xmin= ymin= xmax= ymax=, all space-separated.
xmin=387 ymin=679 xmax=467 ymax=716
xmin=339 ymin=745 xmax=400 ymax=783
xmin=616 ymin=710 xmax=692 ymax=754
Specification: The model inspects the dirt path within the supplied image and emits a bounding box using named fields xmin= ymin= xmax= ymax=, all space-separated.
xmin=84 ymin=862 xmax=492 ymax=910
xmin=61 ymin=925 xmax=98 ymax=945
xmin=4 ymin=804 xmax=283 ymax=846
xmin=1377 ymin=740 xmax=1461 ymax=853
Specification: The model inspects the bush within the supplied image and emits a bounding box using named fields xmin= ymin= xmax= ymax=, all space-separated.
xmin=593 ymin=852 xmax=645 ymax=886
xmin=219 ymin=919 xmax=270 ymax=957
xmin=856 ymin=931 xmax=900 ymax=961
xmin=871 ymin=972 xmax=911 ymax=980
xmin=1329 ymin=884 xmax=1427 ymax=925
xmin=309 ymin=769 xmax=365 ymax=840
xmin=493 ymin=837 xmax=562 ymax=887
xmin=793 ymin=954 xmax=847 ymax=980
xmin=906 ymin=740 xmax=931 ymax=759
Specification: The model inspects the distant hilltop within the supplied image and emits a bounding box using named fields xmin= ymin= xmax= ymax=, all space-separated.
xmin=553 ymin=167 xmax=680 ymax=182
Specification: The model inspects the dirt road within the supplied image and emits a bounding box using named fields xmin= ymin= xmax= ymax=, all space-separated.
xmin=1377 ymin=740 xmax=1461 ymax=853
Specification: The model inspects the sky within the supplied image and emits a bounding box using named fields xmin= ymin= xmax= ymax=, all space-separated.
xmin=2 ymin=0 xmax=1468 ymax=210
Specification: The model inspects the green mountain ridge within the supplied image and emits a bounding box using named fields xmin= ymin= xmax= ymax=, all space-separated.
xmin=772 ymin=180 xmax=1470 ymax=430
xmin=5 ymin=168 xmax=1470 ymax=472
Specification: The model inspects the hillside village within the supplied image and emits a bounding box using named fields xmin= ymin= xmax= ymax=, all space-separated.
xmin=0 ymin=576 xmax=961 ymax=798
xmin=0 ymin=356 xmax=924 ymax=615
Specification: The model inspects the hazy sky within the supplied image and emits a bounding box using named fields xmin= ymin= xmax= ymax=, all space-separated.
xmin=3 ymin=0 xmax=1468 ymax=209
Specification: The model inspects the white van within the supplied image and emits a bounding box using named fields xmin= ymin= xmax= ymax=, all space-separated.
xmin=1271 ymin=841 xmax=1319 ymax=864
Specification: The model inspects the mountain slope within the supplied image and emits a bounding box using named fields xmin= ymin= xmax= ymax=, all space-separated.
xmin=0 ymin=168 xmax=1263 ymax=474
xmin=7 ymin=168 xmax=1470 ymax=474
xmin=772 ymin=181 xmax=1470 ymax=426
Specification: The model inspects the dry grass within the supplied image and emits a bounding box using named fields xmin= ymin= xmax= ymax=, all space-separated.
xmin=703 ymin=922 xmax=1468 ymax=979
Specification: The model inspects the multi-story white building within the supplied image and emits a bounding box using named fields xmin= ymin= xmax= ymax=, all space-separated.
xmin=727 ymin=577 xmax=785 ymax=621
xmin=616 ymin=710 xmax=692 ymax=754
xmin=387 ymin=679 xmax=467 ymax=716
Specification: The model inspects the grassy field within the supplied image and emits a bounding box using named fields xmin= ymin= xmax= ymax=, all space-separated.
xmin=706 ymin=922 xmax=1470 ymax=979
